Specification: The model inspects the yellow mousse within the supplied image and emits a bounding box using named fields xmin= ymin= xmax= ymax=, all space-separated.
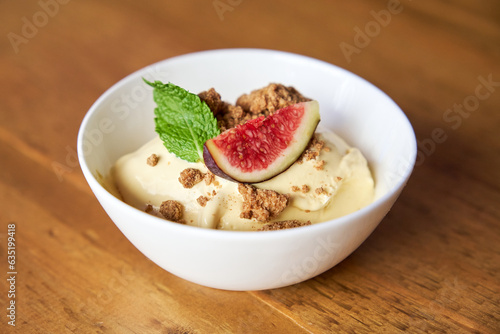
xmin=111 ymin=127 xmax=375 ymax=230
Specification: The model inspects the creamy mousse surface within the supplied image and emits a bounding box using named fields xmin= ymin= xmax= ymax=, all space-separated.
xmin=111 ymin=126 xmax=375 ymax=231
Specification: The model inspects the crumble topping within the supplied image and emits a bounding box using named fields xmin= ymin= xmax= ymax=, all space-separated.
xmin=179 ymin=168 xmax=205 ymax=188
xmin=145 ymin=204 xmax=154 ymax=213
xmin=159 ymin=200 xmax=185 ymax=223
xmin=147 ymin=154 xmax=159 ymax=166
xmin=197 ymin=196 xmax=210 ymax=207
xmin=199 ymin=83 xmax=310 ymax=131
xmin=258 ymin=220 xmax=312 ymax=231
xmin=236 ymin=83 xmax=311 ymax=117
xmin=315 ymin=187 xmax=328 ymax=196
xmin=198 ymin=88 xmax=224 ymax=115
xmin=315 ymin=160 xmax=325 ymax=171
xmin=219 ymin=104 xmax=249 ymax=132
xmin=291 ymin=185 xmax=310 ymax=193
xmin=204 ymin=171 xmax=215 ymax=186
xmin=198 ymin=88 xmax=250 ymax=131
xmin=298 ymin=134 xmax=327 ymax=163
xmin=238 ymin=183 xmax=289 ymax=222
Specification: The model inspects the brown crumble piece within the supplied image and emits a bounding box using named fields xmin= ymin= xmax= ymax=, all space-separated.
xmin=297 ymin=134 xmax=324 ymax=164
xmin=236 ymin=83 xmax=311 ymax=117
xmin=198 ymin=88 xmax=225 ymax=115
xmin=335 ymin=176 xmax=343 ymax=182
xmin=315 ymin=160 xmax=325 ymax=171
xmin=179 ymin=168 xmax=205 ymax=188
xmin=147 ymin=154 xmax=159 ymax=166
xmin=159 ymin=200 xmax=184 ymax=222
xmin=315 ymin=187 xmax=328 ymax=195
xmin=145 ymin=204 xmax=154 ymax=213
xmin=204 ymin=171 xmax=215 ymax=186
xmin=291 ymin=185 xmax=310 ymax=193
xmin=314 ymin=139 xmax=325 ymax=151
xmin=323 ymin=146 xmax=331 ymax=152
xmin=258 ymin=220 xmax=312 ymax=231
xmin=212 ymin=190 xmax=217 ymax=196
xmin=197 ymin=196 xmax=210 ymax=207
xmin=238 ymin=183 xmax=289 ymax=222
xmin=198 ymin=88 xmax=250 ymax=131
xmin=218 ymin=104 xmax=250 ymax=132
xmin=199 ymin=83 xmax=310 ymax=131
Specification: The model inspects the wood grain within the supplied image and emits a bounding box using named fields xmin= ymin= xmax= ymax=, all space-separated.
xmin=1 ymin=0 xmax=499 ymax=333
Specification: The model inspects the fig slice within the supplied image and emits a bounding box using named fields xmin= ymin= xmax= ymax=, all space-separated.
xmin=203 ymin=100 xmax=320 ymax=183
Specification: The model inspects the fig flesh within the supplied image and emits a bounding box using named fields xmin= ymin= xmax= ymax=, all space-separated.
xmin=203 ymin=100 xmax=320 ymax=183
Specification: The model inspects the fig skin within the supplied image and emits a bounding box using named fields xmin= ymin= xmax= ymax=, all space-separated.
xmin=203 ymin=145 xmax=238 ymax=182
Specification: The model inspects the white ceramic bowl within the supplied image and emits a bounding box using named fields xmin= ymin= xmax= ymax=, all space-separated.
xmin=78 ymin=49 xmax=416 ymax=291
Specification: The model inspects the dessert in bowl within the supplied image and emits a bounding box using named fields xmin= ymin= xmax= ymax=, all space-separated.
xmin=77 ymin=49 xmax=416 ymax=290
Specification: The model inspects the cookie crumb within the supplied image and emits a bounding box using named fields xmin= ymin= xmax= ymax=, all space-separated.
xmin=298 ymin=134 xmax=323 ymax=163
xmin=238 ymin=183 xmax=289 ymax=222
xmin=179 ymin=168 xmax=205 ymax=188
xmin=314 ymin=139 xmax=325 ymax=151
xmin=197 ymin=196 xmax=210 ymax=207
xmin=335 ymin=176 xmax=343 ymax=182
xmin=204 ymin=171 xmax=215 ymax=185
xmin=236 ymin=83 xmax=311 ymax=117
xmin=315 ymin=160 xmax=325 ymax=171
xmin=258 ymin=220 xmax=312 ymax=231
xmin=159 ymin=200 xmax=184 ymax=222
xmin=145 ymin=204 xmax=154 ymax=213
xmin=147 ymin=154 xmax=159 ymax=166
xmin=198 ymin=88 xmax=224 ymax=115
xmin=198 ymin=88 xmax=248 ymax=131
xmin=199 ymin=83 xmax=310 ymax=131
xmin=292 ymin=185 xmax=310 ymax=193
xmin=315 ymin=187 xmax=328 ymax=195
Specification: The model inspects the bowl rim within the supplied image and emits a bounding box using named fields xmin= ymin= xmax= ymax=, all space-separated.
xmin=77 ymin=48 xmax=417 ymax=238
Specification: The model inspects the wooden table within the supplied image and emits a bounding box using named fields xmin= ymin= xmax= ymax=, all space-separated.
xmin=1 ymin=0 xmax=499 ymax=332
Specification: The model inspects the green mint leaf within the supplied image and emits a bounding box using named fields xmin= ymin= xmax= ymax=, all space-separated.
xmin=144 ymin=79 xmax=220 ymax=163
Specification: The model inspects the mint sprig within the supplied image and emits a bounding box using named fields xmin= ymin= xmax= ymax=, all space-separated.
xmin=144 ymin=79 xmax=220 ymax=163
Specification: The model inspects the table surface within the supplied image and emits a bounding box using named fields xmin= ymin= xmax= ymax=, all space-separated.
xmin=1 ymin=0 xmax=499 ymax=333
